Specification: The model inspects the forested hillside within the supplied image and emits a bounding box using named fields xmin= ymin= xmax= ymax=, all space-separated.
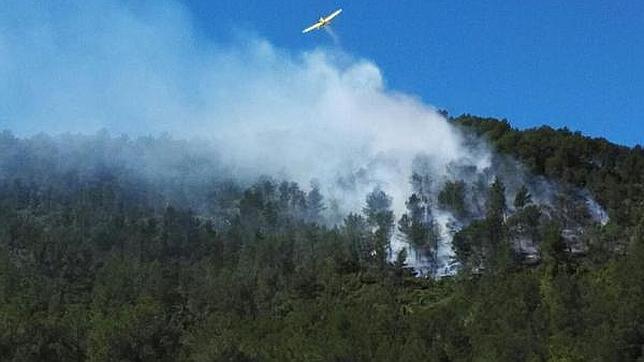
xmin=0 ymin=120 xmax=643 ymax=361
xmin=453 ymin=115 xmax=644 ymax=228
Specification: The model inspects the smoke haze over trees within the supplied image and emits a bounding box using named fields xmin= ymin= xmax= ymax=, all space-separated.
xmin=1 ymin=120 xmax=643 ymax=360
xmin=1 ymin=1 xmax=643 ymax=360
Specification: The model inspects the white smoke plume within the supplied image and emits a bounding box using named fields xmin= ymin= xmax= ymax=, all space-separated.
xmin=0 ymin=0 xmax=490 ymax=212
xmin=0 ymin=1 xmax=606 ymax=275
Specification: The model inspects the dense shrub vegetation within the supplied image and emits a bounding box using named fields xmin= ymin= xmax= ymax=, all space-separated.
xmin=0 ymin=119 xmax=643 ymax=361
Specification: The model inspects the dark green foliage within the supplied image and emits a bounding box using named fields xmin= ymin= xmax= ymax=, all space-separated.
xmin=452 ymin=179 xmax=515 ymax=273
xmin=454 ymin=115 xmax=644 ymax=228
xmin=398 ymin=194 xmax=437 ymax=249
xmin=364 ymin=188 xmax=395 ymax=267
xmin=363 ymin=188 xmax=395 ymax=232
xmin=438 ymin=180 xmax=467 ymax=216
xmin=541 ymin=222 xmax=568 ymax=269
xmin=399 ymin=173 xmax=442 ymax=271
xmin=514 ymin=185 xmax=532 ymax=209
xmin=486 ymin=177 xmax=507 ymax=221
xmin=306 ymin=182 xmax=325 ymax=222
xmin=0 ymin=128 xmax=643 ymax=361
xmin=452 ymin=219 xmax=489 ymax=271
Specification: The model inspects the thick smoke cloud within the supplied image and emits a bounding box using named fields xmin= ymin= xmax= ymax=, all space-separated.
xmin=0 ymin=1 xmax=203 ymax=134
xmin=0 ymin=0 xmax=490 ymax=214
xmin=0 ymin=1 xmax=605 ymax=275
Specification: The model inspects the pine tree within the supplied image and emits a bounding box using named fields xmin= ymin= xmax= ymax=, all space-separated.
xmin=486 ymin=177 xmax=507 ymax=220
xmin=485 ymin=178 xmax=511 ymax=271
xmin=513 ymin=185 xmax=532 ymax=209
xmin=363 ymin=188 xmax=394 ymax=267
xmin=306 ymin=183 xmax=325 ymax=223
xmin=438 ymin=180 xmax=467 ymax=216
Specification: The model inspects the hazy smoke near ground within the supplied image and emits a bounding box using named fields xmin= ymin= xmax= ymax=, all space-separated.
xmin=0 ymin=1 xmax=606 ymax=275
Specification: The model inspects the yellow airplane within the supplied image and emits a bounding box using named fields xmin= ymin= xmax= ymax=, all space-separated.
xmin=302 ymin=8 xmax=343 ymax=33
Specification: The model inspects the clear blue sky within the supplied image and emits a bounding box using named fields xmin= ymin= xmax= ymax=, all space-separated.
xmin=185 ymin=0 xmax=643 ymax=146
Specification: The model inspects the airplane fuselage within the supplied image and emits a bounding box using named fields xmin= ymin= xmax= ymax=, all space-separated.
xmin=302 ymin=9 xmax=342 ymax=33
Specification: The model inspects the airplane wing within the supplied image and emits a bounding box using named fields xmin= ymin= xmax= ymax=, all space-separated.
xmin=302 ymin=22 xmax=322 ymax=33
xmin=324 ymin=9 xmax=342 ymax=22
